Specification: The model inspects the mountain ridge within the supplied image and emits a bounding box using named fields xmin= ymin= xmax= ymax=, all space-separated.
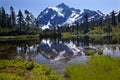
xmin=37 ymin=3 xmax=105 ymax=30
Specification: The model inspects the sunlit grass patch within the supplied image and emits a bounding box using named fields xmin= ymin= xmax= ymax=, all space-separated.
xmin=66 ymin=56 xmax=120 ymax=80
xmin=0 ymin=58 xmax=64 ymax=80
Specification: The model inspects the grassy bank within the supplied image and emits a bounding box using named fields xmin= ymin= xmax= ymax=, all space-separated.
xmin=0 ymin=58 xmax=64 ymax=80
xmin=62 ymin=32 xmax=81 ymax=39
xmin=66 ymin=56 xmax=120 ymax=80
xmin=61 ymin=26 xmax=120 ymax=39
xmin=0 ymin=35 xmax=39 ymax=41
xmin=62 ymin=32 xmax=120 ymax=39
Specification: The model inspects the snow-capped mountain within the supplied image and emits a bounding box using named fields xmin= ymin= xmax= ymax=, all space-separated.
xmin=37 ymin=3 xmax=105 ymax=30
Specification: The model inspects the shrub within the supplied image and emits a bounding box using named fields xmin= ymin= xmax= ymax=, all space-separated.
xmin=25 ymin=62 xmax=34 ymax=70
xmin=98 ymin=49 xmax=103 ymax=55
xmin=85 ymin=50 xmax=94 ymax=56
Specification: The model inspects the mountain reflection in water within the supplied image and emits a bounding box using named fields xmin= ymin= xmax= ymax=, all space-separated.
xmin=16 ymin=37 xmax=120 ymax=63
xmin=0 ymin=36 xmax=120 ymax=71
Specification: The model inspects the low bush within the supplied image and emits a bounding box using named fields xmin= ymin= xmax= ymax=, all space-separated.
xmin=85 ymin=50 xmax=94 ymax=56
xmin=98 ymin=49 xmax=103 ymax=55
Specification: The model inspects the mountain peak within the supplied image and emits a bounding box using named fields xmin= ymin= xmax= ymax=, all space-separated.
xmin=56 ymin=3 xmax=69 ymax=8
xmin=37 ymin=3 xmax=105 ymax=30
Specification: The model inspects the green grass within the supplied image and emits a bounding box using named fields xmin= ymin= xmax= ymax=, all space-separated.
xmin=111 ymin=27 xmax=120 ymax=34
xmin=85 ymin=50 xmax=95 ymax=56
xmin=0 ymin=35 xmax=39 ymax=41
xmin=62 ymin=32 xmax=73 ymax=39
xmin=62 ymin=32 xmax=82 ymax=39
xmin=66 ymin=56 xmax=120 ymax=80
xmin=0 ymin=58 xmax=64 ymax=80
xmin=61 ymin=25 xmax=120 ymax=39
xmin=88 ymin=27 xmax=104 ymax=34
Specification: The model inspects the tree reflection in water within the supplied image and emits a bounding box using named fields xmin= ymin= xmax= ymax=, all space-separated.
xmin=0 ymin=36 xmax=120 ymax=63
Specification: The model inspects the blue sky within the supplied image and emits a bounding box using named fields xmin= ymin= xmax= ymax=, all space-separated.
xmin=0 ymin=0 xmax=120 ymax=17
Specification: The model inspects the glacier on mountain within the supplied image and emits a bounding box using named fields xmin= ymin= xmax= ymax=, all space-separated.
xmin=37 ymin=3 xmax=105 ymax=30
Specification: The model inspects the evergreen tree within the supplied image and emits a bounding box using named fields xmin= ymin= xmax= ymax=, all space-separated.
xmin=89 ymin=18 xmax=95 ymax=30
xmin=83 ymin=13 xmax=89 ymax=33
xmin=0 ymin=7 xmax=2 ymax=27
xmin=105 ymin=14 xmax=112 ymax=33
xmin=75 ymin=22 xmax=79 ymax=34
xmin=6 ymin=14 xmax=11 ymax=28
xmin=17 ymin=10 xmax=24 ymax=30
xmin=10 ymin=6 xmax=16 ymax=28
xmin=24 ymin=10 xmax=30 ymax=27
xmin=118 ymin=11 xmax=120 ymax=23
xmin=111 ymin=10 xmax=117 ymax=26
xmin=34 ymin=18 xmax=39 ymax=27
xmin=30 ymin=14 xmax=36 ymax=27
xmin=1 ymin=7 xmax=6 ymax=28
xmin=71 ymin=25 xmax=75 ymax=32
xmin=99 ymin=17 xmax=103 ymax=26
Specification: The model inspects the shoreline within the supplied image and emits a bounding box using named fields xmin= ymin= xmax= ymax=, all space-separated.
xmin=0 ymin=35 xmax=40 ymax=41
xmin=0 ymin=33 xmax=120 ymax=41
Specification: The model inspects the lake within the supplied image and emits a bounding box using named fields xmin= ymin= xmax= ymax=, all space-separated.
xmin=0 ymin=36 xmax=120 ymax=73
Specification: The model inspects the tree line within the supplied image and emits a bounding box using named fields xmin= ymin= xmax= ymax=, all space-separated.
xmin=0 ymin=6 xmax=120 ymax=36
xmin=0 ymin=6 xmax=39 ymax=36
xmin=41 ymin=10 xmax=120 ymax=37
xmin=74 ymin=10 xmax=120 ymax=34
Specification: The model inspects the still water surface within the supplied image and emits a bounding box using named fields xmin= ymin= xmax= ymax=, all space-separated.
xmin=0 ymin=36 xmax=120 ymax=72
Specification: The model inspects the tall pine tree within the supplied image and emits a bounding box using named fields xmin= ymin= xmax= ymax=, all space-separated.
xmin=10 ymin=6 xmax=16 ymax=28
xmin=24 ymin=10 xmax=30 ymax=28
xmin=84 ymin=13 xmax=89 ymax=33
xmin=111 ymin=10 xmax=117 ymax=26
xmin=6 ymin=14 xmax=11 ymax=28
xmin=0 ymin=7 xmax=2 ymax=27
xmin=105 ymin=14 xmax=112 ymax=33
xmin=34 ymin=18 xmax=39 ymax=27
xmin=17 ymin=10 xmax=24 ymax=30
xmin=1 ymin=7 xmax=6 ymax=28
xmin=118 ymin=11 xmax=120 ymax=23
